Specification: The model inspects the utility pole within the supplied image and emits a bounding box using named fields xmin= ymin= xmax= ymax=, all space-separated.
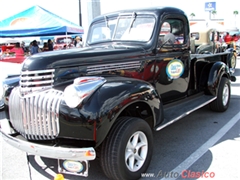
xmin=79 ymin=0 xmax=82 ymax=26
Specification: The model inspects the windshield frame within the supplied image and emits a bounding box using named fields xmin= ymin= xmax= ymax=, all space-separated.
xmin=86 ymin=13 xmax=156 ymax=45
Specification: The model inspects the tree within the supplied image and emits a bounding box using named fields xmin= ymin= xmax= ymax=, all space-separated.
xmin=233 ymin=10 xmax=239 ymax=17
xmin=190 ymin=13 xmax=195 ymax=19
xmin=233 ymin=10 xmax=238 ymax=27
xmin=211 ymin=10 xmax=217 ymax=18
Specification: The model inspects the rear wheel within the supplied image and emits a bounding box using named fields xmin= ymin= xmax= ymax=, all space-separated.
xmin=100 ymin=116 xmax=153 ymax=180
xmin=210 ymin=77 xmax=230 ymax=112
xmin=236 ymin=46 xmax=240 ymax=56
xmin=229 ymin=54 xmax=237 ymax=70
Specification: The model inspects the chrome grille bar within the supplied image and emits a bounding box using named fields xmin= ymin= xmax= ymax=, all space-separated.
xmin=20 ymin=80 xmax=54 ymax=86
xmin=9 ymin=87 xmax=63 ymax=140
xmin=20 ymin=85 xmax=53 ymax=95
xmin=21 ymin=69 xmax=55 ymax=75
xmin=20 ymin=74 xmax=54 ymax=81
xmin=20 ymin=69 xmax=55 ymax=96
xmin=87 ymin=61 xmax=141 ymax=74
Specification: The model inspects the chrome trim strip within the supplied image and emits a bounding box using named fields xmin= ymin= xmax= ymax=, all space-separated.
xmin=156 ymin=96 xmax=217 ymax=131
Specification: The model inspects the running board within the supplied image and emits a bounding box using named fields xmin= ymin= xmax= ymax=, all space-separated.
xmin=155 ymin=95 xmax=216 ymax=131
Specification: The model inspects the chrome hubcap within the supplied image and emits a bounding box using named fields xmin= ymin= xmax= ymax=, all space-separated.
xmin=125 ymin=131 xmax=148 ymax=172
xmin=222 ymin=84 xmax=229 ymax=106
xmin=231 ymin=56 xmax=236 ymax=68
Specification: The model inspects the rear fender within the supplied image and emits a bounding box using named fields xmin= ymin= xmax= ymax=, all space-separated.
xmin=207 ymin=61 xmax=230 ymax=96
xmin=225 ymin=48 xmax=235 ymax=53
xmin=196 ymin=44 xmax=212 ymax=54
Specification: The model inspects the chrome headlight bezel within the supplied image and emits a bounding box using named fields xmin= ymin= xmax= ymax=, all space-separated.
xmin=64 ymin=76 xmax=106 ymax=108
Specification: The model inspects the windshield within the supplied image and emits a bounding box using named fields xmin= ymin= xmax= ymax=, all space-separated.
xmin=88 ymin=15 xmax=155 ymax=44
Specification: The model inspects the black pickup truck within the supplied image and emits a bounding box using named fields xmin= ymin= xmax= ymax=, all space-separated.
xmin=0 ymin=7 xmax=236 ymax=180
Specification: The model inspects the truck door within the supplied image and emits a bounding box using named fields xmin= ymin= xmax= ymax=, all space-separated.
xmin=154 ymin=15 xmax=191 ymax=104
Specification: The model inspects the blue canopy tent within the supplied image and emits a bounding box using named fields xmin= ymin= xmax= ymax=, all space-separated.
xmin=0 ymin=5 xmax=84 ymax=37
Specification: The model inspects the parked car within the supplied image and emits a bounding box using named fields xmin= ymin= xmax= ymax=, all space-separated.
xmin=190 ymin=28 xmax=222 ymax=54
xmin=54 ymin=36 xmax=74 ymax=50
xmin=0 ymin=75 xmax=20 ymax=111
xmin=0 ymin=39 xmax=27 ymax=63
xmin=190 ymin=28 xmax=237 ymax=73
xmin=0 ymin=6 xmax=236 ymax=180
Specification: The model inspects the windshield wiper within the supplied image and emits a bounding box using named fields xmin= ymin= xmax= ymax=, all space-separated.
xmin=112 ymin=12 xmax=137 ymax=40
xmin=104 ymin=16 xmax=109 ymax=28
xmin=128 ymin=12 xmax=137 ymax=33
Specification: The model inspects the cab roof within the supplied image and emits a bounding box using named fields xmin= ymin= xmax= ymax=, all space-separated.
xmin=92 ymin=6 xmax=186 ymax=22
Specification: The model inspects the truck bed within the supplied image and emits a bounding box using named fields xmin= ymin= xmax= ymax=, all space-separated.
xmin=190 ymin=52 xmax=230 ymax=60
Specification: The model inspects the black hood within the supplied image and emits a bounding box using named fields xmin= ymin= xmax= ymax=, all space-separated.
xmin=22 ymin=44 xmax=148 ymax=71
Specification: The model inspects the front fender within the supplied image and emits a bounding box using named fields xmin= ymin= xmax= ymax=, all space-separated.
xmin=207 ymin=61 xmax=230 ymax=96
xmin=93 ymin=77 xmax=161 ymax=146
xmin=58 ymin=77 xmax=162 ymax=146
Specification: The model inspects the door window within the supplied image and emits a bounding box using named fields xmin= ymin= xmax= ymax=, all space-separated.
xmin=159 ymin=19 xmax=185 ymax=46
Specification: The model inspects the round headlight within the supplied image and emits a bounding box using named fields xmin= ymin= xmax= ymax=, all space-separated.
xmin=64 ymin=84 xmax=83 ymax=108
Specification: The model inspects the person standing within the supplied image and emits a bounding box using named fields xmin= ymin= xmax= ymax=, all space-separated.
xmin=219 ymin=35 xmax=223 ymax=43
xmin=73 ymin=36 xmax=78 ymax=47
xmin=224 ymin=32 xmax=232 ymax=48
xmin=30 ymin=40 xmax=40 ymax=55
xmin=75 ymin=36 xmax=83 ymax=48
xmin=42 ymin=42 xmax=49 ymax=52
xmin=21 ymin=41 xmax=26 ymax=53
xmin=232 ymin=34 xmax=238 ymax=42
xmin=48 ymin=39 xmax=54 ymax=51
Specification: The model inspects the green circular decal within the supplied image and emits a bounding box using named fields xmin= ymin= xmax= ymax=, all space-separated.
xmin=166 ymin=59 xmax=184 ymax=79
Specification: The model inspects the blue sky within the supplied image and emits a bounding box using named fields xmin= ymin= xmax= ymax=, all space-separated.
xmin=0 ymin=0 xmax=239 ymax=30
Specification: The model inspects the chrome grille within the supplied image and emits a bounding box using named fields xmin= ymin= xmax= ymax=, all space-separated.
xmin=20 ymin=69 xmax=55 ymax=96
xmin=9 ymin=87 xmax=63 ymax=140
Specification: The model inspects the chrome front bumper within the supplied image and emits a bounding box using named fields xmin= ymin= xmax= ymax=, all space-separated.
xmin=0 ymin=119 xmax=96 ymax=161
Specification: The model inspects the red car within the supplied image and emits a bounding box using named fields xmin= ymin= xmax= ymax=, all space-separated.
xmin=0 ymin=40 xmax=26 ymax=64
xmin=53 ymin=36 xmax=75 ymax=50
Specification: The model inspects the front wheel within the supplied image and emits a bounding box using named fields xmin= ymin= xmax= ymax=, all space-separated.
xmin=100 ymin=117 xmax=153 ymax=180
xmin=210 ymin=77 xmax=230 ymax=112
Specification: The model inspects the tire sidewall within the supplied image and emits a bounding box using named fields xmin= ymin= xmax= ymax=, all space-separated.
xmin=218 ymin=77 xmax=230 ymax=111
xmin=117 ymin=119 xmax=153 ymax=179
xmin=228 ymin=53 xmax=236 ymax=69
